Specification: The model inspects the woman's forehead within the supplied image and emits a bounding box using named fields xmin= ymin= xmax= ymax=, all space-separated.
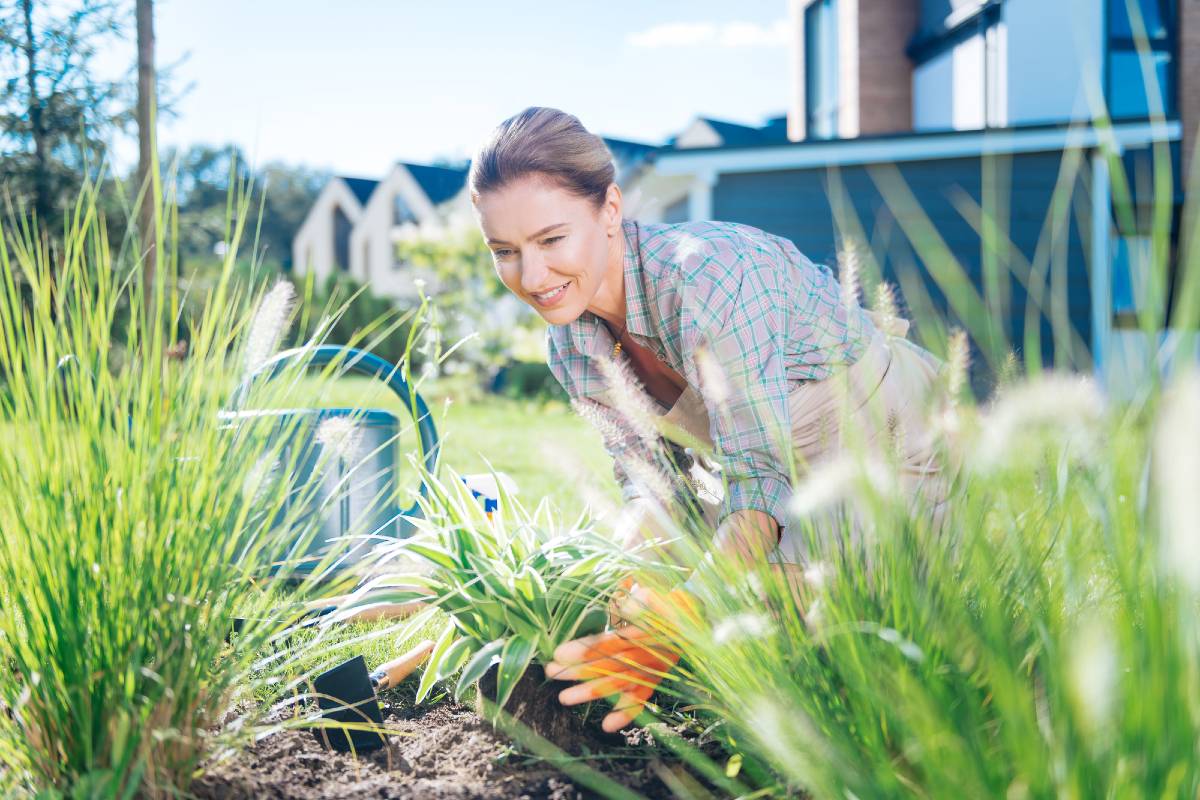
xmin=476 ymin=178 xmax=591 ymax=241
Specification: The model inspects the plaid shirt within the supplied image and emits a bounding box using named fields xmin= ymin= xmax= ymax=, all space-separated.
xmin=547 ymin=219 xmax=873 ymax=528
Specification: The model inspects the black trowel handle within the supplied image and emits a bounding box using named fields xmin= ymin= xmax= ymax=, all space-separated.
xmin=369 ymin=639 xmax=435 ymax=691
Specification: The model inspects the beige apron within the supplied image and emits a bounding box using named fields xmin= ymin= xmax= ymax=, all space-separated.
xmin=659 ymin=313 xmax=947 ymax=563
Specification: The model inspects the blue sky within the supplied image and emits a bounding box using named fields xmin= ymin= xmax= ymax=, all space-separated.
xmin=114 ymin=0 xmax=792 ymax=177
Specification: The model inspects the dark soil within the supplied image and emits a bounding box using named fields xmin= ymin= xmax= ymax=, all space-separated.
xmin=477 ymin=665 xmax=626 ymax=757
xmin=191 ymin=695 xmax=687 ymax=799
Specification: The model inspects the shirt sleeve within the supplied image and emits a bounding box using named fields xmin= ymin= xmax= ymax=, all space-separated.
xmin=676 ymin=249 xmax=794 ymax=529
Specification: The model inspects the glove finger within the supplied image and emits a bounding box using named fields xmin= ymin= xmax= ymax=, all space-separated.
xmin=601 ymin=684 xmax=656 ymax=733
xmin=552 ymin=626 xmax=656 ymax=664
xmin=616 ymin=587 xmax=702 ymax=628
xmin=557 ymin=673 xmax=647 ymax=706
xmin=546 ymin=647 xmax=675 ymax=681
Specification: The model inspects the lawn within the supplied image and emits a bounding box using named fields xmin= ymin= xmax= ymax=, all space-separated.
xmin=264 ymin=373 xmax=624 ymax=521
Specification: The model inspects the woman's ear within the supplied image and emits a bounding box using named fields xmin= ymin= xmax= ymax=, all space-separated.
xmin=603 ymin=183 xmax=623 ymax=236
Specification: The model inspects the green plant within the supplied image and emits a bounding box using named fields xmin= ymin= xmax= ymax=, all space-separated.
xmin=364 ymin=469 xmax=633 ymax=713
xmin=0 ymin=177 xmax=372 ymax=797
xmin=491 ymin=359 xmax=568 ymax=402
xmin=395 ymin=230 xmax=548 ymax=374
xmin=627 ymin=375 xmax=1198 ymax=798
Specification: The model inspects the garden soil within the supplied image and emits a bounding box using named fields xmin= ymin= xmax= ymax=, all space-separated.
xmin=192 ymin=697 xmax=688 ymax=799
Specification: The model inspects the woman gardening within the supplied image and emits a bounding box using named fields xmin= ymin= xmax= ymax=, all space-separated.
xmin=468 ymin=107 xmax=947 ymax=733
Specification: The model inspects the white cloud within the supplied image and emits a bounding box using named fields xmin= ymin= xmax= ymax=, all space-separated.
xmin=718 ymin=19 xmax=791 ymax=48
xmin=627 ymin=19 xmax=789 ymax=49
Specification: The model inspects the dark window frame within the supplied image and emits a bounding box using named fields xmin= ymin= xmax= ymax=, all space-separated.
xmin=907 ymin=0 xmax=1005 ymax=129
xmin=1104 ymin=0 xmax=1178 ymax=120
xmin=906 ymin=1 xmax=1003 ymax=64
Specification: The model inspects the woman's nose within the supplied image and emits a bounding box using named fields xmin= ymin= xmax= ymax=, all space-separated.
xmin=519 ymin=251 xmax=551 ymax=292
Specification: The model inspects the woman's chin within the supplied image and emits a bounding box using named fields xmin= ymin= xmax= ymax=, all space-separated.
xmin=537 ymin=303 xmax=583 ymax=326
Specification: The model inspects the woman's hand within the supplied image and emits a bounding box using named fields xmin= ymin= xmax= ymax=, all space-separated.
xmin=547 ymin=584 xmax=700 ymax=733
xmin=552 ymin=507 xmax=779 ymax=733
xmin=713 ymin=508 xmax=780 ymax=567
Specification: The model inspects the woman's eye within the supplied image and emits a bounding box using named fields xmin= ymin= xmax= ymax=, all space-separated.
xmin=493 ymin=249 xmax=513 ymax=259
xmin=542 ymin=236 xmax=564 ymax=245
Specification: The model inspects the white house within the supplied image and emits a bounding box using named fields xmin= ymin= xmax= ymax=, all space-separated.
xmin=292 ymin=163 xmax=469 ymax=301
xmin=290 ymin=175 xmax=378 ymax=287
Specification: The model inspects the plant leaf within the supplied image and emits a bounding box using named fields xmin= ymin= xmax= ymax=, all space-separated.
xmin=456 ymin=638 xmax=505 ymax=703
xmin=404 ymin=542 xmax=458 ymax=571
xmin=415 ymin=622 xmax=457 ymax=704
xmin=494 ymin=635 xmax=536 ymax=710
xmin=436 ymin=635 xmax=478 ymax=680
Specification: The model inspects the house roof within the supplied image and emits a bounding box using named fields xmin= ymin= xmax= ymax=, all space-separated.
xmin=649 ymin=118 xmax=1182 ymax=176
xmin=400 ymin=163 xmax=469 ymax=206
xmin=337 ymin=176 xmax=380 ymax=206
xmin=668 ymin=115 xmax=791 ymax=150
xmin=602 ymin=136 xmax=659 ymax=160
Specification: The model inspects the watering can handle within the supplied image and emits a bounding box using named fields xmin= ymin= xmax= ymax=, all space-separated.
xmin=229 ymin=345 xmax=440 ymax=516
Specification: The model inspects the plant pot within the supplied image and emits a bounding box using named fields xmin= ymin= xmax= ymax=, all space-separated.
xmin=475 ymin=663 xmax=624 ymax=752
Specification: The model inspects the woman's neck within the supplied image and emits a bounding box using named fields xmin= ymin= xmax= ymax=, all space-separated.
xmin=585 ymin=222 xmax=627 ymax=328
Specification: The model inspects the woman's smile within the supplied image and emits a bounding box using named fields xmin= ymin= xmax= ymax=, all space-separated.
xmin=531 ymin=280 xmax=571 ymax=307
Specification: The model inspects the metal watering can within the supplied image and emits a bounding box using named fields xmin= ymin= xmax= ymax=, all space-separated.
xmin=219 ymin=345 xmax=440 ymax=577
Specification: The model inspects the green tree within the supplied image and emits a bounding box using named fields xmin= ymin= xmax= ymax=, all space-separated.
xmin=0 ymin=0 xmax=124 ymax=233
xmin=166 ymin=143 xmax=324 ymax=273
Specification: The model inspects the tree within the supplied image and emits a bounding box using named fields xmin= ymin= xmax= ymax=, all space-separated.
xmin=165 ymin=142 xmax=324 ymax=273
xmin=135 ymin=0 xmax=156 ymax=287
xmin=256 ymin=160 xmax=326 ymax=270
xmin=0 ymin=0 xmax=124 ymax=234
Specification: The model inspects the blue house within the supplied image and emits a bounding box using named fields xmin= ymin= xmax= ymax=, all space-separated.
xmin=625 ymin=0 xmax=1195 ymax=393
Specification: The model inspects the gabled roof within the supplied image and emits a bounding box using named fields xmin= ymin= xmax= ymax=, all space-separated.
xmin=602 ymin=136 xmax=659 ymax=160
xmin=759 ymin=114 xmax=790 ymax=142
xmin=400 ymin=163 xmax=469 ymax=206
xmin=668 ymin=115 xmax=791 ymax=150
xmin=337 ymin=176 xmax=380 ymax=206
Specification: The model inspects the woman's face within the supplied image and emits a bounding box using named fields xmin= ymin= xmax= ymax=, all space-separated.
xmin=474 ymin=174 xmax=621 ymax=326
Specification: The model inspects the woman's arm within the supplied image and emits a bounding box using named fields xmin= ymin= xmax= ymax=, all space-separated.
xmin=713 ymin=508 xmax=780 ymax=568
xmin=676 ymin=247 xmax=796 ymax=536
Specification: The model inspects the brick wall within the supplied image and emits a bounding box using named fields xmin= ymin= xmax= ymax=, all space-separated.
xmin=856 ymin=0 xmax=919 ymax=135
xmin=1182 ymin=0 xmax=1200 ymax=181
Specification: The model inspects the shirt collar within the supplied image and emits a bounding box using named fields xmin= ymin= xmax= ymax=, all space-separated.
xmin=568 ymin=218 xmax=649 ymax=359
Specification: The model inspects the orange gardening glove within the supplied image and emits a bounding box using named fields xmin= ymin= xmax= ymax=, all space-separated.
xmin=547 ymin=585 xmax=700 ymax=733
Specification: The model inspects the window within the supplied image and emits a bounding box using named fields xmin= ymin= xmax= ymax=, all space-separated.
xmin=1111 ymin=232 xmax=1151 ymax=327
xmin=910 ymin=2 xmax=1006 ymax=131
xmin=1107 ymin=0 xmax=1177 ymax=119
xmin=394 ymin=193 xmax=417 ymax=226
xmin=805 ymin=0 xmax=838 ymax=140
xmin=333 ymin=206 xmax=352 ymax=272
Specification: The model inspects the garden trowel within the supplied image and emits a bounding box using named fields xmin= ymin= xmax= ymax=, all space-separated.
xmin=311 ymin=639 xmax=434 ymax=752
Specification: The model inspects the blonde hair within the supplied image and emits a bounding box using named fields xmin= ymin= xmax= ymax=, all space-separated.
xmin=469 ymin=107 xmax=615 ymax=209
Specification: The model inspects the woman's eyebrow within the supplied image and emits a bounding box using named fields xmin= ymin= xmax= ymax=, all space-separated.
xmin=486 ymin=223 xmax=567 ymax=246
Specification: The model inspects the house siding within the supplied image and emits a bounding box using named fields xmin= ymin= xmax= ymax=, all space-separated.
xmin=711 ymin=150 xmax=1094 ymax=374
